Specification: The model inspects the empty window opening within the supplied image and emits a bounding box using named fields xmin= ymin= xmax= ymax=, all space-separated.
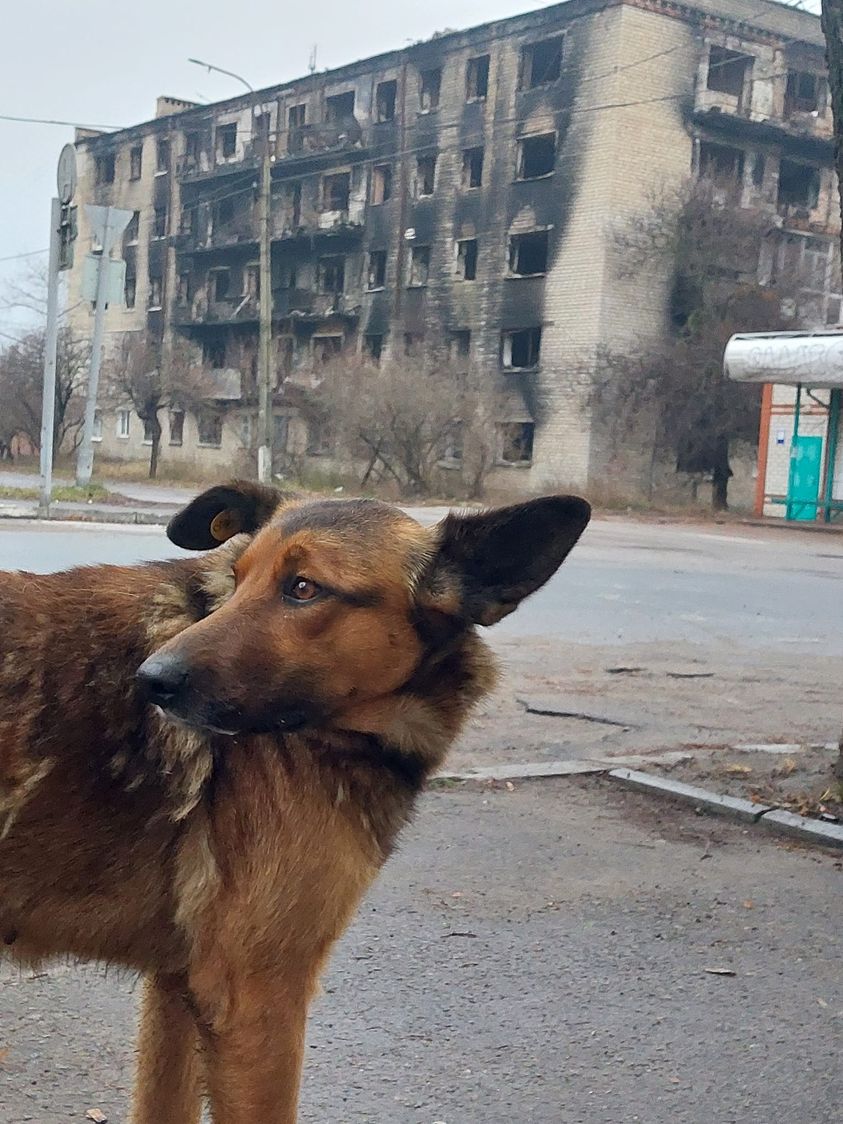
xmin=288 ymin=103 xmax=306 ymax=130
xmin=325 ymin=91 xmax=355 ymax=122
xmin=404 ymin=332 xmax=424 ymax=356
xmin=289 ymin=183 xmax=302 ymax=227
xmin=364 ymin=333 xmax=384 ymax=363
xmin=372 ymin=164 xmax=392 ymax=204
xmin=323 ymin=172 xmax=351 ymax=211
xmin=751 ymin=153 xmax=766 ymax=188
xmin=466 ymin=55 xmax=490 ymax=100
xmin=785 ymin=70 xmax=822 ymax=115
xmin=367 ymin=250 xmax=387 ymax=289
xmin=517 ymin=134 xmax=556 ymax=179
xmin=376 ymin=80 xmax=397 ymax=123
xmin=777 ymin=159 xmax=820 ymax=210
xmin=319 ymin=255 xmax=346 ymax=294
xmin=180 ymin=206 xmax=195 ymax=234
xmin=420 ymin=68 xmax=441 ymax=112
xmin=177 ymin=272 xmax=191 ymax=304
xmin=313 ymin=335 xmax=343 ymax=363
xmin=217 ymin=123 xmax=237 ymax=160
xmin=124 ymin=274 xmax=136 ymax=309
xmin=169 ymin=410 xmax=184 ymax=446
xmin=184 ymin=132 xmax=200 ymax=162
xmin=520 ymin=37 xmax=563 ymax=90
xmin=211 ymin=269 xmax=231 ymax=302
xmin=416 ymin=154 xmax=437 ymax=197
xmin=501 ymin=327 xmax=542 ymax=370
xmin=449 ymin=329 xmax=471 ymax=367
xmin=698 ymin=141 xmax=744 ymax=183
xmin=509 ymin=230 xmax=549 ymax=275
xmin=148 ymin=276 xmax=163 ymax=309
xmin=198 ymin=409 xmax=223 ymax=447
xmin=156 ymin=139 xmax=170 ymax=173
xmin=455 ymin=239 xmax=478 ymax=281
xmin=95 ymin=153 xmax=115 ymax=185
xmin=204 ymin=338 xmax=227 ymax=369
xmin=498 ymin=421 xmax=534 ymax=464
xmin=129 ymin=145 xmax=143 ymax=180
xmin=216 ymin=198 xmax=235 ymax=227
xmin=153 ymin=207 xmax=167 ymax=239
xmin=409 ymin=245 xmax=431 ymax=286
xmin=462 ymin=146 xmax=484 ymax=189
xmin=125 ymin=211 xmax=140 ymax=244
xmin=706 ymin=46 xmax=748 ymax=98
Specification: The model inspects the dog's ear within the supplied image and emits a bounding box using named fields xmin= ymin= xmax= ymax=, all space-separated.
xmin=167 ymin=481 xmax=289 ymax=550
xmin=422 ymin=496 xmax=590 ymax=626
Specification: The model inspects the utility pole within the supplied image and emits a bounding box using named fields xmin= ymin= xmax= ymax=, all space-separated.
xmin=189 ymin=57 xmax=273 ymax=482
xmin=39 ymin=198 xmax=62 ymax=516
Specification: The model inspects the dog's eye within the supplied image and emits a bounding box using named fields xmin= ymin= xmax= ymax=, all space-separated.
xmin=284 ymin=576 xmax=322 ymax=603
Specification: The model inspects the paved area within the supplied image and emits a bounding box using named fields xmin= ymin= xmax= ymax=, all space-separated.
xmin=2 ymin=780 xmax=841 ymax=1123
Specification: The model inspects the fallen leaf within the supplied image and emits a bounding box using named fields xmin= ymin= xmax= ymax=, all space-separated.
xmin=505 ymin=781 xmax=515 ymax=792
xmin=818 ymin=997 xmax=829 ymax=1009
xmin=724 ymin=764 xmax=752 ymax=776
xmin=0 ymin=1048 xmax=8 ymax=1065
xmin=742 ymin=900 xmax=754 ymax=910
xmin=704 ymin=967 xmax=736 ymax=976
xmin=85 ymin=1110 xmax=108 ymax=1123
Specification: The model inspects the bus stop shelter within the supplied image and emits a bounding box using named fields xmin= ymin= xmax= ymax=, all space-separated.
xmin=725 ymin=331 xmax=843 ymax=523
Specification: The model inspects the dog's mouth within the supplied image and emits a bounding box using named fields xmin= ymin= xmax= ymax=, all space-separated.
xmin=153 ymin=702 xmax=313 ymax=738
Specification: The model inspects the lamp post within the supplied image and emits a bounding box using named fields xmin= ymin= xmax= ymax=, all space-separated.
xmin=189 ymin=58 xmax=274 ymax=484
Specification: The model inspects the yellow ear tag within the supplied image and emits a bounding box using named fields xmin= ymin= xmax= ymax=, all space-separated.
xmin=210 ymin=509 xmax=242 ymax=542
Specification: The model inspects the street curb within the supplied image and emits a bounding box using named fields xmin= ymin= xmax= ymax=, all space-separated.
xmin=759 ymin=808 xmax=843 ymax=848
xmin=0 ymin=507 xmax=171 ymax=526
xmin=435 ymin=751 xmax=693 ymax=784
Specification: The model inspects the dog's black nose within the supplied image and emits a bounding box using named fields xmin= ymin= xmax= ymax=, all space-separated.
xmin=136 ymin=652 xmax=190 ymax=708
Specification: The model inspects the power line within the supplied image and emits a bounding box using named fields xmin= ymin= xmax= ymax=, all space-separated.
xmin=0 ymin=113 xmax=121 ymax=130
xmin=0 ymin=248 xmax=49 ymax=264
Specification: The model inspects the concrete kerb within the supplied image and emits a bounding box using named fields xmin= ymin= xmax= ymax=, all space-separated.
xmin=0 ymin=505 xmax=171 ymax=526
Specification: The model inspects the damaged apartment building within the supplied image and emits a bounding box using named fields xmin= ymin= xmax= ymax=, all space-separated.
xmin=67 ymin=0 xmax=840 ymax=490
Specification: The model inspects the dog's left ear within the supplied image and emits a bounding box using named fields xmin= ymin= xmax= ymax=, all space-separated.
xmin=167 ymin=480 xmax=290 ymax=550
xmin=424 ymin=496 xmax=591 ymax=626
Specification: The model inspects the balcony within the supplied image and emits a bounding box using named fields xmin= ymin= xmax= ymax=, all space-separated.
xmin=174 ymin=294 xmax=259 ymax=326
xmin=273 ymin=288 xmax=359 ymax=321
xmin=287 ymin=116 xmax=363 ymax=157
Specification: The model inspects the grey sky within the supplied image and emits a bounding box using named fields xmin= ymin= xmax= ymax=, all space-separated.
xmin=0 ymin=0 xmax=821 ymax=335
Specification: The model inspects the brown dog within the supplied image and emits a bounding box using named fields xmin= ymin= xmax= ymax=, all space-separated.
xmin=0 ymin=482 xmax=590 ymax=1123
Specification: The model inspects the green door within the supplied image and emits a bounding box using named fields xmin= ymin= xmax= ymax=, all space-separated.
xmin=786 ymin=435 xmax=823 ymax=521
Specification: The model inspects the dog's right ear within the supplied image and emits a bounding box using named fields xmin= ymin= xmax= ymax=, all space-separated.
xmin=167 ymin=481 xmax=289 ymax=550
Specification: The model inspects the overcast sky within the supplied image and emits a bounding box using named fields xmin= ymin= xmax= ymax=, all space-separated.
xmin=0 ymin=0 xmax=821 ymax=336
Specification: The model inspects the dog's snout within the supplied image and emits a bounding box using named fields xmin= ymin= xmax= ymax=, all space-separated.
xmin=137 ymin=652 xmax=190 ymax=708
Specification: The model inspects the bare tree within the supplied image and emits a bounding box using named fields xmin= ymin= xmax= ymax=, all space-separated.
xmin=310 ymin=350 xmax=505 ymax=498
xmin=105 ymin=333 xmax=212 ymax=478
xmin=0 ymin=327 xmax=87 ymax=457
xmin=603 ymin=181 xmax=800 ymax=509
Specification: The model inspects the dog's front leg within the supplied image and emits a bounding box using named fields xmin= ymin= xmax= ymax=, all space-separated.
xmin=130 ymin=973 xmax=203 ymax=1124
xmin=191 ymin=966 xmax=315 ymax=1124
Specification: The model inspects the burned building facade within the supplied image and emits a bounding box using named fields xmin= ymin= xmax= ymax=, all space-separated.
xmin=67 ymin=0 xmax=839 ymax=490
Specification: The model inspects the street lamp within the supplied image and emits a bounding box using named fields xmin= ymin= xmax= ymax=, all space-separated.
xmin=188 ymin=57 xmax=273 ymax=485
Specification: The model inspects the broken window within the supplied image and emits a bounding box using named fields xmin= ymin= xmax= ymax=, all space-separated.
xmin=706 ymin=46 xmax=748 ymax=98
xmin=95 ymin=153 xmax=115 ymax=185
xmin=462 ymin=146 xmax=484 ymax=189
xmin=364 ymin=333 xmax=384 ymax=363
xmin=211 ymin=269 xmax=231 ymax=302
xmin=325 ymin=91 xmax=355 ymax=122
xmin=371 ymin=164 xmax=392 ymax=204
xmin=153 ymin=207 xmax=167 ymax=239
xmin=777 ymin=159 xmax=820 ymax=211
xmin=416 ymin=154 xmax=437 ymax=197
xmin=288 ymin=183 xmax=302 ymax=227
xmin=516 ymin=134 xmax=556 ymax=179
xmin=184 ymin=132 xmax=200 ymax=163
xmin=404 ymin=332 xmax=423 ymax=356
xmin=148 ymin=275 xmax=163 ymax=309
xmin=129 ymin=145 xmax=143 ymax=180
xmin=197 ymin=408 xmax=223 ymax=447
xmin=169 ymin=410 xmax=184 ymax=446
xmin=376 ymin=80 xmax=397 ymax=123
xmin=288 ymin=103 xmax=306 ymax=129
xmin=509 ymin=229 xmax=549 ymax=275
xmin=466 ymin=55 xmax=490 ymax=100
xmin=216 ymin=198 xmax=235 ymax=227
xmin=785 ymin=70 xmax=822 ymax=115
xmin=455 ymin=239 xmax=478 ymax=281
xmin=244 ymin=264 xmax=260 ymax=299
xmin=156 ymin=139 xmax=170 ymax=173
xmin=520 ymin=37 xmax=563 ymax=90
xmin=367 ymin=250 xmax=387 ymax=289
xmin=204 ymin=338 xmax=227 ymax=369
xmin=312 ymin=335 xmax=343 ymax=363
xmin=322 ymin=172 xmax=351 ymax=211
xmin=124 ymin=211 xmax=140 ymax=244
xmin=217 ymin=123 xmax=237 ymax=161
xmin=318 ymin=255 xmax=346 ymax=294
xmin=124 ymin=273 xmax=136 ymax=309
xmin=177 ymin=272 xmax=191 ymax=304
xmin=448 ymin=330 xmax=471 ymax=367
xmin=751 ymin=153 xmax=765 ymax=188
xmin=498 ymin=422 xmax=535 ymax=464
xmin=409 ymin=245 xmax=431 ymax=287
xmin=698 ymin=141 xmax=744 ymax=184
xmin=420 ymin=68 xmax=441 ymax=112
xmin=179 ymin=206 xmax=195 ymax=234
xmin=500 ymin=327 xmax=542 ymax=370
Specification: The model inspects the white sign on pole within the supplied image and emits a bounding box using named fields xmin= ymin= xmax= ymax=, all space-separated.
xmin=85 ymin=204 xmax=134 ymax=253
xmin=82 ymin=254 xmax=127 ymax=306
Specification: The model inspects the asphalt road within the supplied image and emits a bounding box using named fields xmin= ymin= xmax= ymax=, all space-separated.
xmin=0 ymin=513 xmax=841 ymax=652
xmin=2 ymin=781 xmax=841 ymax=1124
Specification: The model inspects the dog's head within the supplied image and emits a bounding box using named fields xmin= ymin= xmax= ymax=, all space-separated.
xmin=137 ymin=482 xmax=590 ymax=739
